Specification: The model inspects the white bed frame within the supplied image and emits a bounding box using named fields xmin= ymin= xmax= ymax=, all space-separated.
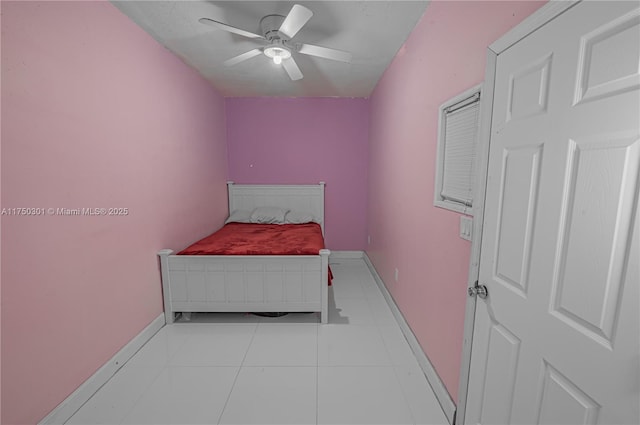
xmin=158 ymin=182 xmax=330 ymax=324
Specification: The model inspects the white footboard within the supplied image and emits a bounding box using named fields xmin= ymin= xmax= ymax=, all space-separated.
xmin=158 ymin=249 xmax=330 ymax=324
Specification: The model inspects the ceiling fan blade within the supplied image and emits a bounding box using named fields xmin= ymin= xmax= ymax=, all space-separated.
xmin=298 ymin=43 xmax=352 ymax=63
xmin=282 ymin=57 xmax=303 ymax=81
xmin=279 ymin=4 xmax=313 ymax=39
xmin=224 ymin=49 xmax=262 ymax=67
xmin=199 ymin=18 xmax=264 ymax=40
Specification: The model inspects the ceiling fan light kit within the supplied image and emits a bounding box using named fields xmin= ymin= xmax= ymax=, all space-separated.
xmin=199 ymin=4 xmax=353 ymax=81
xmin=263 ymin=41 xmax=292 ymax=65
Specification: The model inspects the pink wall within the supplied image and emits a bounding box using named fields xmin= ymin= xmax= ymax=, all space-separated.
xmin=226 ymin=97 xmax=369 ymax=250
xmin=0 ymin=3 xmax=3 ymax=421
xmin=0 ymin=177 xmax=2 ymax=423
xmin=1 ymin=2 xmax=229 ymax=424
xmin=367 ymin=1 xmax=546 ymax=400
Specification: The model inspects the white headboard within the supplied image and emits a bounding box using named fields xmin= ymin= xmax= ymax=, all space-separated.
xmin=227 ymin=182 xmax=326 ymax=234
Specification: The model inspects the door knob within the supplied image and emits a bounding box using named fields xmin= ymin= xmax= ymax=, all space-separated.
xmin=468 ymin=282 xmax=488 ymax=299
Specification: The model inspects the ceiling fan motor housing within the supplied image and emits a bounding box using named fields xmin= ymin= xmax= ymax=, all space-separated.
xmin=260 ymin=14 xmax=287 ymax=41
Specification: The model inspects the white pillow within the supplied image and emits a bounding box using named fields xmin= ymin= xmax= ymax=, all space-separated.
xmin=225 ymin=209 xmax=252 ymax=224
xmin=250 ymin=206 xmax=289 ymax=224
xmin=284 ymin=210 xmax=318 ymax=224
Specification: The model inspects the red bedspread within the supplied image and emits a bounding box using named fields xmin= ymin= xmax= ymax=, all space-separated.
xmin=178 ymin=222 xmax=327 ymax=256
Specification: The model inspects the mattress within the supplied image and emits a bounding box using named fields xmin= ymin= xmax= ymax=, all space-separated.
xmin=178 ymin=222 xmax=327 ymax=256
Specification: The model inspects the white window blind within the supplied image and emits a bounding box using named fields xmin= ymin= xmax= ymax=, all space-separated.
xmin=434 ymin=85 xmax=481 ymax=214
xmin=440 ymin=92 xmax=480 ymax=207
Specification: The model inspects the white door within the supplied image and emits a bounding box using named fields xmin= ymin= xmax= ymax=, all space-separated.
xmin=465 ymin=2 xmax=640 ymax=424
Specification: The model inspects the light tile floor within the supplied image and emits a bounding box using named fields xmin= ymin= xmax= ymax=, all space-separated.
xmin=66 ymin=258 xmax=448 ymax=425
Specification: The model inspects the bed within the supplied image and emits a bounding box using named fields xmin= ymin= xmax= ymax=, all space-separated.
xmin=158 ymin=182 xmax=330 ymax=324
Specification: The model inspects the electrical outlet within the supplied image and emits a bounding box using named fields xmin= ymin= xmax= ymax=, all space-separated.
xmin=394 ymin=268 xmax=399 ymax=282
xmin=368 ymin=235 xmax=371 ymax=245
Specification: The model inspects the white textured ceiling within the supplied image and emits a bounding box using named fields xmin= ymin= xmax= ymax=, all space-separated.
xmin=112 ymin=1 xmax=429 ymax=97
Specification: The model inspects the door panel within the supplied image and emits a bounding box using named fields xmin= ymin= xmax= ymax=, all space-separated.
xmin=536 ymin=362 xmax=600 ymax=425
xmin=465 ymin=2 xmax=640 ymax=424
xmin=494 ymin=144 xmax=543 ymax=297
xmin=478 ymin=324 xmax=521 ymax=425
xmin=506 ymin=54 xmax=552 ymax=122
xmin=551 ymin=136 xmax=639 ymax=347
xmin=574 ymin=10 xmax=640 ymax=104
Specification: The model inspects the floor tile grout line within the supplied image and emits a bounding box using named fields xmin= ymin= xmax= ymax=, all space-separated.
xmin=378 ymin=322 xmax=422 ymax=425
xmin=116 ymin=326 xmax=189 ymax=424
xmin=318 ymin=364 xmax=397 ymax=368
xmin=336 ymin=260 xmax=419 ymax=424
xmin=363 ymin=262 xmax=423 ymax=425
xmin=65 ymin=363 xmax=165 ymax=425
xmin=219 ymin=361 xmax=323 ymax=367
xmin=215 ymin=322 xmax=259 ymax=425
xmin=389 ymin=367 xmax=422 ymax=425
xmin=115 ymin=365 xmax=170 ymax=424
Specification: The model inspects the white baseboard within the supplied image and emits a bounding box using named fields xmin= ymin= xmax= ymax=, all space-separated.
xmin=38 ymin=313 xmax=165 ymax=425
xmin=363 ymin=253 xmax=456 ymax=424
xmin=329 ymin=250 xmax=364 ymax=263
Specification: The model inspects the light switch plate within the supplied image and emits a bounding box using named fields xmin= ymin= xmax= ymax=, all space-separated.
xmin=460 ymin=216 xmax=473 ymax=241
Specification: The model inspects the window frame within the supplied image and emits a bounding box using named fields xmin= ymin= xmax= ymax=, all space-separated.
xmin=433 ymin=84 xmax=483 ymax=215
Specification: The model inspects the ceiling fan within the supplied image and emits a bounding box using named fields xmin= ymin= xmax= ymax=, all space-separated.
xmin=199 ymin=4 xmax=353 ymax=81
